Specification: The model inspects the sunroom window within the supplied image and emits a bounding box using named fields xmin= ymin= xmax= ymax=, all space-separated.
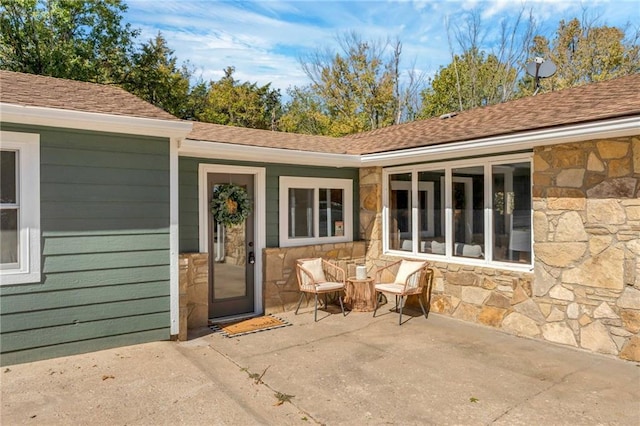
xmin=279 ymin=177 xmax=352 ymax=247
xmin=384 ymin=155 xmax=532 ymax=268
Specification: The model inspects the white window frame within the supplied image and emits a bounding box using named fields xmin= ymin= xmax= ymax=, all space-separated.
xmin=0 ymin=131 xmax=41 ymax=285
xmin=383 ymin=153 xmax=533 ymax=272
xmin=279 ymin=176 xmax=353 ymax=247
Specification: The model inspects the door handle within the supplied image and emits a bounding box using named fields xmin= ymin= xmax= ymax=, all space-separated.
xmin=248 ymin=251 xmax=255 ymax=264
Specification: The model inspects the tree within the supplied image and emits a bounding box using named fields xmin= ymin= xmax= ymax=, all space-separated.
xmin=522 ymin=18 xmax=640 ymax=94
xmin=419 ymin=48 xmax=517 ymax=118
xmin=286 ymin=32 xmax=423 ymax=136
xmin=278 ymin=86 xmax=331 ymax=135
xmin=195 ymin=66 xmax=282 ymax=130
xmin=122 ymin=33 xmax=196 ymax=118
xmin=419 ymin=9 xmax=535 ymax=118
xmin=0 ymin=0 xmax=138 ymax=83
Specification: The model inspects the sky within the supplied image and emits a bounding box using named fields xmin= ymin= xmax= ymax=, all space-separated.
xmin=124 ymin=0 xmax=640 ymax=94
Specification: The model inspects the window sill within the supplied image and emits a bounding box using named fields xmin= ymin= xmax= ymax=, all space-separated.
xmin=385 ymin=250 xmax=534 ymax=274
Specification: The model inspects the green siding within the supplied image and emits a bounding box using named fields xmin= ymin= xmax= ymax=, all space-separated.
xmin=0 ymin=124 xmax=172 ymax=365
xmin=179 ymin=157 xmax=360 ymax=251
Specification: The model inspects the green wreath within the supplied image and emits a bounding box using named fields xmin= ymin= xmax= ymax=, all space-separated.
xmin=210 ymin=184 xmax=252 ymax=225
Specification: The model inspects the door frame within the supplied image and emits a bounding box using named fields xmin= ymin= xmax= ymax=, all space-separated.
xmin=198 ymin=164 xmax=266 ymax=316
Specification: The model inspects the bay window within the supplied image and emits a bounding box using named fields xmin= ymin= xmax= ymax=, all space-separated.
xmin=384 ymin=155 xmax=532 ymax=268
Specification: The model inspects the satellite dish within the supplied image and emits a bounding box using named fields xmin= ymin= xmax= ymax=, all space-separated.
xmin=525 ymin=57 xmax=557 ymax=95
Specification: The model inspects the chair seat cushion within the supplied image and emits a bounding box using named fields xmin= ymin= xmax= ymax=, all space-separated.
xmin=316 ymin=281 xmax=344 ymax=292
xmin=375 ymin=282 xmax=422 ymax=295
xmin=375 ymin=283 xmax=405 ymax=294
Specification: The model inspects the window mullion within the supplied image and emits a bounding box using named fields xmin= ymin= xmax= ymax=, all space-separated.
xmin=444 ymin=167 xmax=452 ymax=257
xmin=484 ymin=163 xmax=492 ymax=263
xmin=313 ymin=188 xmax=319 ymax=238
xmin=411 ymin=170 xmax=418 ymax=254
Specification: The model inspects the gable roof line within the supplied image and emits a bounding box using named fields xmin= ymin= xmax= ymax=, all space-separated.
xmin=1 ymin=103 xmax=193 ymax=139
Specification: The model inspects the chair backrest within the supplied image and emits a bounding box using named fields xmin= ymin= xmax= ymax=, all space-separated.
xmin=393 ymin=260 xmax=427 ymax=289
xmin=296 ymin=258 xmax=327 ymax=290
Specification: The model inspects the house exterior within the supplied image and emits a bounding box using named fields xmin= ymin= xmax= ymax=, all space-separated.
xmin=1 ymin=70 xmax=639 ymax=365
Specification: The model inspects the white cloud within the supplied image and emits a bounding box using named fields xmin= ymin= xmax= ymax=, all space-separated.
xmin=125 ymin=0 xmax=640 ymax=94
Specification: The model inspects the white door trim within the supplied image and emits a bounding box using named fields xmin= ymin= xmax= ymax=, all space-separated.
xmin=198 ymin=164 xmax=266 ymax=315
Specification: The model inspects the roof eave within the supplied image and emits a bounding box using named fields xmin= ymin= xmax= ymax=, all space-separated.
xmin=180 ymin=139 xmax=361 ymax=168
xmin=0 ymin=103 xmax=193 ymax=139
xmin=360 ymin=116 xmax=640 ymax=166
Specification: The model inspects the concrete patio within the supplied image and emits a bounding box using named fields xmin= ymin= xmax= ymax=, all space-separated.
xmin=2 ymin=306 xmax=639 ymax=425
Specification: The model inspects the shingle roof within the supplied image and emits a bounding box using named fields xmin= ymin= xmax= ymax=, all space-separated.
xmin=344 ymin=73 xmax=640 ymax=154
xmin=188 ymin=121 xmax=352 ymax=154
xmin=188 ymin=74 xmax=640 ymax=155
xmin=0 ymin=70 xmax=179 ymax=121
xmin=3 ymin=70 xmax=638 ymax=155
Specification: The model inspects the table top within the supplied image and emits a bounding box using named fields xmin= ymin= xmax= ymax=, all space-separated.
xmin=347 ymin=276 xmax=374 ymax=283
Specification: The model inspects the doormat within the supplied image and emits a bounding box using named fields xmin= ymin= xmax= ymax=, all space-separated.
xmin=209 ymin=315 xmax=291 ymax=338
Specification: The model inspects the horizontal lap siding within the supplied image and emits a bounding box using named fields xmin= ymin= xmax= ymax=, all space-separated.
xmin=0 ymin=125 xmax=171 ymax=365
xmin=178 ymin=157 xmax=359 ymax=250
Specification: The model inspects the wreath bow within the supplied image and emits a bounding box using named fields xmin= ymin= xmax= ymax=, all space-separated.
xmin=210 ymin=184 xmax=252 ymax=225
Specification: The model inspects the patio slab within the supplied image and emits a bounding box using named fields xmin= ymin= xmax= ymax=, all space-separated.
xmin=2 ymin=308 xmax=639 ymax=425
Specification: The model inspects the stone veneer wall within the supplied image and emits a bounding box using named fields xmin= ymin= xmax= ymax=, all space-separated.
xmin=263 ymin=242 xmax=366 ymax=314
xmin=178 ymin=253 xmax=209 ymax=340
xmin=357 ymin=138 xmax=640 ymax=362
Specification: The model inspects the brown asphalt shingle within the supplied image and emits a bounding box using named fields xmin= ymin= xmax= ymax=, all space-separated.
xmin=2 ymin=70 xmax=638 ymax=156
xmin=188 ymin=121 xmax=352 ymax=154
xmin=344 ymin=74 xmax=640 ymax=154
xmin=0 ymin=70 xmax=179 ymax=121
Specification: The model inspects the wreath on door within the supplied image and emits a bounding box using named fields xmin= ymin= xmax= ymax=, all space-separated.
xmin=210 ymin=184 xmax=252 ymax=225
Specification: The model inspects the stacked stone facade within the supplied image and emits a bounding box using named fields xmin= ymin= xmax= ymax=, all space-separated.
xmin=358 ymin=136 xmax=640 ymax=362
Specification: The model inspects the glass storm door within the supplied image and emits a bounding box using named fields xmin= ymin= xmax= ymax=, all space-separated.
xmin=207 ymin=173 xmax=255 ymax=318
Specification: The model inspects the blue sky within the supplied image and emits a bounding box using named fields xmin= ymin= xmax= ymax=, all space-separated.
xmin=125 ymin=0 xmax=640 ymax=93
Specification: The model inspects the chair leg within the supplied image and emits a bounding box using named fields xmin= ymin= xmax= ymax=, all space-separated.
xmin=373 ymin=291 xmax=380 ymax=317
xmin=394 ymin=295 xmax=399 ymax=312
xmin=337 ymin=292 xmax=345 ymax=316
xmin=418 ymin=296 xmax=428 ymax=319
xmin=294 ymin=292 xmax=305 ymax=315
xmin=314 ymin=294 xmax=319 ymax=322
xmin=398 ymin=296 xmax=404 ymax=325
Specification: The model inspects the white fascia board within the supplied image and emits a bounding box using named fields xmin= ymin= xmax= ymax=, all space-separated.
xmin=360 ymin=116 xmax=640 ymax=167
xmin=180 ymin=138 xmax=361 ymax=168
xmin=1 ymin=103 xmax=193 ymax=139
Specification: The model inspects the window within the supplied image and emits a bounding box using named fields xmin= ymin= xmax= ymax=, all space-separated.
xmin=0 ymin=131 xmax=41 ymax=285
xmin=279 ymin=177 xmax=352 ymax=247
xmin=384 ymin=155 xmax=531 ymax=268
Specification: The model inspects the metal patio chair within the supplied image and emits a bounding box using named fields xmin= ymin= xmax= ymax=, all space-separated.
xmin=295 ymin=258 xmax=346 ymax=322
xmin=373 ymin=259 xmax=430 ymax=325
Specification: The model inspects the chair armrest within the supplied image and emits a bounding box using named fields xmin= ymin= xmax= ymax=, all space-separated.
xmin=375 ymin=260 xmax=402 ymax=283
xmin=321 ymin=259 xmax=346 ymax=283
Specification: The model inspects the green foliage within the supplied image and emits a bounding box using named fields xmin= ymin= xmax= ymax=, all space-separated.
xmin=195 ymin=66 xmax=282 ymax=130
xmin=210 ymin=183 xmax=252 ymax=225
xmin=419 ymin=48 xmax=517 ymax=118
xmin=122 ymin=33 xmax=194 ymax=118
xmin=521 ymin=18 xmax=640 ymax=94
xmin=0 ymin=0 xmax=138 ymax=83
xmin=284 ymin=32 xmax=411 ymax=136
xmin=278 ymin=86 xmax=332 ymax=135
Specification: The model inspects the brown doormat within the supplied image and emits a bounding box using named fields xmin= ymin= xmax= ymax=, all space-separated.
xmin=209 ymin=315 xmax=291 ymax=337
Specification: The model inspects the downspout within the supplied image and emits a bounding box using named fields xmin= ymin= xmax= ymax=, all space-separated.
xmin=169 ymin=137 xmax=181 ymax=338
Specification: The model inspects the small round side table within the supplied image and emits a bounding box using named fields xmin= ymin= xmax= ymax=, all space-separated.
xmin=345 ymin=276 xmax=376 ymax=312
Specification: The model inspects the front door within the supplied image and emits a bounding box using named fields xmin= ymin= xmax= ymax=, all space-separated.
xmin=207 ymin=173 xmax=255 ymax=319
